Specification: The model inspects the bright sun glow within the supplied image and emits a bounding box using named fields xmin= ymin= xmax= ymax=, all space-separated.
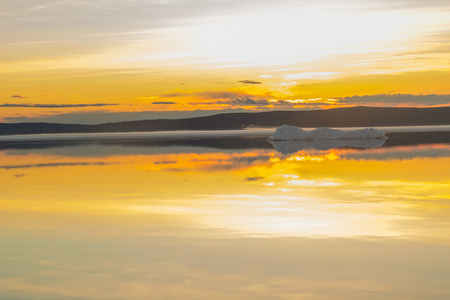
xmin=186 ymin=8 xmax=433 ymax=68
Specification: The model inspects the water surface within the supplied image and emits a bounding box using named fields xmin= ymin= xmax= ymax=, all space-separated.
xmin=1 ymin=132 xmax=450 ymax=299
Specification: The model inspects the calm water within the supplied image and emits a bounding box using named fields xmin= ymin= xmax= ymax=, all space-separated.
xmin=1 ymin=131 xmax=450 ymax=299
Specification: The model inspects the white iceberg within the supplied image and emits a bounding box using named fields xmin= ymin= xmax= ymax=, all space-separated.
xmin=269 ymin=125 xmax=387 ymax=141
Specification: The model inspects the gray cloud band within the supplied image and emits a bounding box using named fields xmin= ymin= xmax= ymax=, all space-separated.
xmin=0 ymin=103 xmax=119 ymax=108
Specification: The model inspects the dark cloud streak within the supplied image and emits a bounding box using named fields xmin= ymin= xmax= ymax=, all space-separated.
xmin=0 ymin=103 xmax=119 ymax=108
xmin=0 ymin=162 xmax=113 ymax=170
xmin=152 ymin=101 xmax=177 ymax=105
xmin=238 ymin=80 xmax=262 ymax=85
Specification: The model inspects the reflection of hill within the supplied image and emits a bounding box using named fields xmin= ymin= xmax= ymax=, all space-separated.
xmin=384 ymin=131 xmax=450 ymax=146
xmin=0 ymin=131 xmax=448 ymax=153
xmin=0 ymin=132 xmax=448 ymax=158
xmin=271 ymin=139 xmax=386 ymax=154
xmin=1 ymin=106 xmax=450 ymax=135
xmin=0 ymin=136 xmax=273 ymax=152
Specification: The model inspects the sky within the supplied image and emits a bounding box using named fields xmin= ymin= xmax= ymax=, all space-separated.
xmin=1 ymin=0 xmax=450 ymax=124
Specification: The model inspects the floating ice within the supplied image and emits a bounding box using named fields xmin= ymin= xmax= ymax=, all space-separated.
xmin=269 ymin=125 xmax=387 ymax=153
xmin=269 ymin=125 xmax=387 ymax=141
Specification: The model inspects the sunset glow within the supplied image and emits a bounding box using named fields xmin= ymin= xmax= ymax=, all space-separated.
xmin=1 ymin=3 xmax=450 ymax=297
xmin=1 ymin=0 xmax=449 ymax=123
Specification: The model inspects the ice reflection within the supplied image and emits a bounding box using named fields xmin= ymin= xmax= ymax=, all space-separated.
xmin=271 ymin=138 xmax=385 ymax=154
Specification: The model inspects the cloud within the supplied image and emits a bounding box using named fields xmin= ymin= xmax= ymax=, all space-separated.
xmin=229 ymin=97 xmax=337 ymax=107
xmin=186 ymin=96 xmax=336 ymax=108
xmin=11 ymin=95 xmax=24 ymax=99
xmin=0 ymin=162 xmax=112 ymax=170
xmin=400 ymin=45 xmax=450 ymax=56
xmin=2 ymin=0 xmax=448 ymax=67
xmin=238 ymin=80 xmax=262 ymax=85
xmin=245 ymin=176 xmax=265 ymax=181
xmin=0 ymin=103 xmax=119 ymax=108
xmin=152 ymin=101 xmax=177 ymax=105
xmin=375 ymin=0 xmax=450 ymax=9
xmin=231 ymin=97 xmax=270 ymax=106
xmin=162 ymin=91 xmax=248 ymax=100
xmin=284 ymin=72 xmax=339 ymax=80
xmin=1 ymin=1 xmax=306 ymax=61
xmin=338 ymin=94 xmax=450 ymax=106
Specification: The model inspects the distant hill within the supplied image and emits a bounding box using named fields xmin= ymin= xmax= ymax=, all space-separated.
xmin=1 ymin=106 xmax=449 ymax=136
xmin=0 ymin=122 xmax=90 ymax=135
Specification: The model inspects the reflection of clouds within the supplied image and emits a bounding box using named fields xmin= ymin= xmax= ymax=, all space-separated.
xmin=285 ymin=152 xmax=339 ymax=162
xmin=272 ymin=139 xmax=385 ymax=155
xmin=130 ymin=193 xmax=413 ymax=238
xmin=343 ymin=144 xmax=450 ymax=161
xmin=141 ymin=151 xmax=275 ymax=172
xmin=355 ymin=180 xmax=450 ymax=202
xmin=272 ymin=143 xmax=450 ymax=161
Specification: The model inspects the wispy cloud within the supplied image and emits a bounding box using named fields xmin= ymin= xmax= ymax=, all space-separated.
xmin=161 ymin=91 xmax=251 ymax=100
xmin=238 ymin=80 xmax=262 ymax=85
xmin=245 ymin=176 xmax=265 ymax=181
xmin=0 ymin=162 xmax=112 ymax=170
xmin=0 ymin=103 xmax=119 ymax=108
xmin=231 ymin=97 xmax=270 ymax=106
xmin=284 ymin=72 xmax=339 ymax=80
xmin=11 ymin=95 xmax=24 ymax=99
xmin=152 ymin=101 xmax=177 ymax=105
xmin=338 ymin=94 xmax=450 ymax=106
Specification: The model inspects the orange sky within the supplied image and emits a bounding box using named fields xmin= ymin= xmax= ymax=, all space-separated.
xmin=1 ymin=0 xmax=449 ymax=123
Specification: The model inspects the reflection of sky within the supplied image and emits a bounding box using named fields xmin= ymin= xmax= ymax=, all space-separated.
xmin=1 ymin=141 xmax=450 ymax=299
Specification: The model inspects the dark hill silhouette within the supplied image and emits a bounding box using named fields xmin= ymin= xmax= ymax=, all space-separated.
xmin=0 ymin=122 xmax=89 ymax=135
xmin=1 ymin=106 xmax=449 ymax=136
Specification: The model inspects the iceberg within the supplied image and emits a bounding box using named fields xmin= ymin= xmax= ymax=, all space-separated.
xmin=269 ymin=125 xmax=387 ymax=141
xmin=269 ymin=125 xmax=387 ymax=154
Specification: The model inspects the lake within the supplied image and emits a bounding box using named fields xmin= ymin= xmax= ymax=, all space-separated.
xmin=1 ymin=128 xmax=450 ymax=299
